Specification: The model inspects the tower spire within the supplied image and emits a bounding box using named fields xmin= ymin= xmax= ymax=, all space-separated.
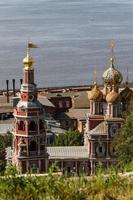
xmin=109 ymin=40 xmax=115 ymax=68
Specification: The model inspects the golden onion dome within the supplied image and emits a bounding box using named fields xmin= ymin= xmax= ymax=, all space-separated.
xmin=23 ymin=55 xmax=34 ymax=70
xmin=106 ymin=85 xmax=120 ymax=103
xmin=102 ymin=58 xmax=123 ymax=85
xmin=88 ymin=82 xmax=103 ymax=101
xmin=23 ymin=48 xmax=34 ymax=70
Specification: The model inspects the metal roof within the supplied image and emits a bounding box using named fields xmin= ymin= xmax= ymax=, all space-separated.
xmin=17 ymin=100 xmax=43 ymax=109
xmin=66 ymin=108 xmax=89 ymax=120
xmin=38 ymin=96 xmax=55 ymax=107
xmin=90 ymin=121 xmax=107 ymax=135
xmin=47 ymin=146 xmax=88 ymax=159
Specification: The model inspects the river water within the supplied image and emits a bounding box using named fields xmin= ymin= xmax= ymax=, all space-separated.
xmin=0 ymin=0 xmax=133 ymax=89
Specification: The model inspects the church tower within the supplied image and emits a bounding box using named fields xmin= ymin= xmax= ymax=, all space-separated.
xmin=86 ymin=42 xmax=124 ymax=174
xmin=12 ymin=44 xmax=47 ymax=173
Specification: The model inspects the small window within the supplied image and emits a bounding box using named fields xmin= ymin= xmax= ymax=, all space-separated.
xmin=66 ymin=101 xmax=70 ymax=107
xmin=40 ymin=145 xmax=45 ymax=151
xmin=18 ymin=121 xmax=25 ymax=131
xmin=39 ymin=120 xmax=44 ymax=130
xmin=59 ymin=101 xmax=63 ymax=108
xmin=29 ymin=121 xmax=36 ymax=131
xmin=99 ymin=146 xmax=103 ymax=153
xmin=29 ymin=141 xmax=37 ymax=151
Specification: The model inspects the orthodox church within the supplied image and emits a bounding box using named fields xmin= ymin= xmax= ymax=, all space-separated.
xmin=11 ymin=43 xmax=133 ymax=174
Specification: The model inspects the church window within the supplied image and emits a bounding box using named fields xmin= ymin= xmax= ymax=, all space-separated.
xmin=29 ymin=140 xmax=37 ymax=151
xmin=29 ymin=95 xmax=34 ymax=101
xmin=99 ymin=146 xmax=103 ymax=153
xmin=66 ymin=101 xmax=70 ymax=107
xmin=95 ymin=102 xmax=99 ymax=114
xmin=40 ymin=137 xmax=43 ymax=144
xmin=99 ymin=102 xmax=103 ymax=114
xmin=39 ymin=119 xmax=44 ymax=130
xmin=59 ymin=101 xmax=63 ymax=108
xmin=18 ymin=120 xmax=25 ymax=131
xmin=110 ymin=123 xmax=119 ymax=136
xmin=40 ymin=145 xmax=45 ymax=151
xmin=113 ymin=105 xmax=118 ymax=117
xmin=96 ymin=144 xmax=106 ymax=157
xmin=29 ymin=121 xmax=36 ymax=131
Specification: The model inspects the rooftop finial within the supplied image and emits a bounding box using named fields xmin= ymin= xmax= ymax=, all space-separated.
xmin=93 ymin=67 xmax=98 ymax=84
xmin=110 ymin=40 xmax=115 ymax=59
xmin=27 ymin=40 xmax=30 ymax=57
xmin=109 ymin=40 xmax=115 ymax=68
xmin=23 ymin=41 xmax=38 ymax=70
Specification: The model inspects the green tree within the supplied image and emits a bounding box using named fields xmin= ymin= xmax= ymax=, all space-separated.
xmin=0 ymin=135 xmax=6 ymax=172
xmin=113 ymin=112 xmax=133 ymax=167
xmin=0 ymin=131 xmax=12 ymax=173
xmin=5 ymin=164 xmax=18 ymax=176
xmin=53 ymin=128 xmax=84 ymax=146
xmin=4 ymin=131 xmax=12 ymax=147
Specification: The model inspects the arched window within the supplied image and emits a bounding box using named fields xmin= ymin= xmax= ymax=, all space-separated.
xmin=96 ymin=144 xmax=106 ymax=157
xmin=18 ymin=120 xmax=25 ymax=131
xmin=29 ymin=140 xmax=37 ymax=151
xmin=29 ymin=121 xmax=36 ymax=131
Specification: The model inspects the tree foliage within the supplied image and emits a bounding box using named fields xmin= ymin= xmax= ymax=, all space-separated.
xmin=0 ymin=131 xmax=12 ymax=172
xmin=0 ymin=135 xmax=6 ymax=172
xmin=53 ymin=129 xmax=84 ymax=146
xmin=0 ymin=170 xmax=132 ymax=200
xmin=113 ymin=112 xmax=133 ymax=166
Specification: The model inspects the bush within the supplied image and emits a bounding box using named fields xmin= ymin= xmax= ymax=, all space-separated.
xmin=0 ymin=169 xmax=132 ymax=200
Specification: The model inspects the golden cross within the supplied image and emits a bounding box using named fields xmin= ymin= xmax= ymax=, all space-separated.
xmin=110 ymin=40 xmax=115 ymax=59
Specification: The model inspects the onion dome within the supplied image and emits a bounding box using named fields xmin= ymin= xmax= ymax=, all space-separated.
xmin=102 ymin=58 xmax=123 ymax=85
xmin=88 ymin=82 xmax=103 ymax=101
xmin=106 ymin=85 xmax=121 ymax=103
xmin=23 ymin=53 xmax=34 ymax=70
xmin=23 ymin=43 xmax=35 ymax=70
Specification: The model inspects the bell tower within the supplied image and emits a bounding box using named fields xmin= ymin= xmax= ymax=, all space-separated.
xmin=12 ymin=43 xmax=47 ymax=173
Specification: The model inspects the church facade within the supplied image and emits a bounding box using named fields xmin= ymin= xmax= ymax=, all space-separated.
xmin=11 ymin=44 xmax=133 ymax=174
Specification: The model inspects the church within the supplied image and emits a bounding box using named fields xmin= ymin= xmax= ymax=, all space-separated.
xmin=11 ymin=43 xmax=133 ymax=175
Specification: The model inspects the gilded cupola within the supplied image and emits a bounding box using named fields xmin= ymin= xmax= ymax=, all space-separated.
xmin=23 ymin=42 xmax=36 ymax=70
xmin=102 ymin=58 xmax=123 ymax=86
xmin=102 ymin=42 xmax=123 ymax=86
xmin=23 ymin=52 xmax=34 ymax=71
xmin=88 ymin=82 xmax=103 ymax=101
xmin=106 ymin=85 xmax=121 ymax=103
